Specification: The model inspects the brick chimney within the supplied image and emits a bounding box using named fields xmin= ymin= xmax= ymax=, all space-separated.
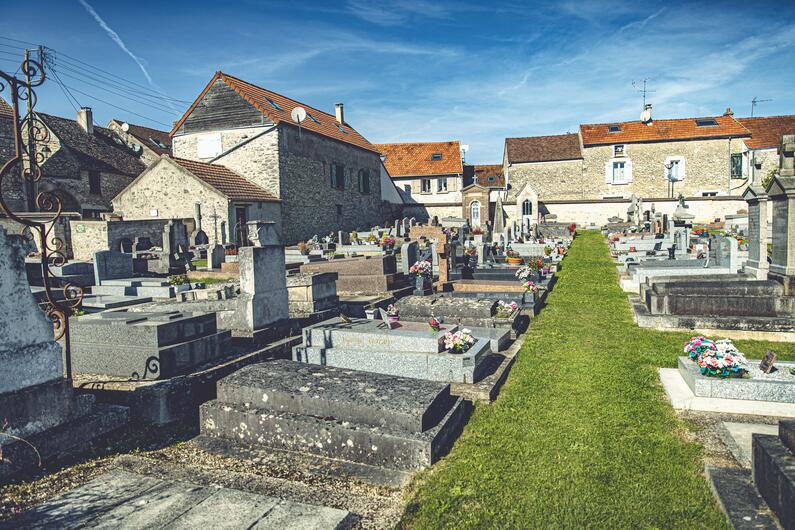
xmin=335 ymin=103 xmax=344 ymax=124
xmin=724 ymin=107 xmax=734 ymax=116
xmin=77 ymin=107 xmax=93 ymax=135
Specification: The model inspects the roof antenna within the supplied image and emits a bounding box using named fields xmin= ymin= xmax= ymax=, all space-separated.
xmin=751 ymin=96 xmax=772 ymax=117
xmin=632 ymin=79 xmax=656 ymax=109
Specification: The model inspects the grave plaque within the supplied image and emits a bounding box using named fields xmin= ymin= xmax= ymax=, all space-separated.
xmin=760 ymin=351 xmax=778 ymax=373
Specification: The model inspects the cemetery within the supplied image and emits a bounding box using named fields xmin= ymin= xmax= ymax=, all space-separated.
xmin=1 ymin=36 xmax=795 ymax=530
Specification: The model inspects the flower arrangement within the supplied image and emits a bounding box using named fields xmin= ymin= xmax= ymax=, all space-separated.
xmin=544 ymin=246 xmax=552 ymax=256
xmin=506 ymin=249 xmax=521 ymax=258
xmin=471 ymin=226 xmax=484 ymax=235
xmin=443 ymin=328 xmax=476 ymax=354
xmin=367 ymin=234 xmax=378 ymax=244
xmin=386 ymin=304 xmax=400 ymax=322
xmin=464 ymin=246 xmax=478 ymax=257
xmin=297 ymin=241 xmax=308 ymax=255
xmin=350 ymin=230 xmax=359 ymax=243
xmin=568 ymin=223 xmax=577 ymax=234
xmin=410 ymin=260 xmax=433 ymax=278
xmin=495 ymin=300 xmax=518 ymax=318
xmin=224 ymin=246 xmax=238 ymax=256
xmin=515 ymin=266 xmax=532 ymax=281
xmin=168 ymin=273 xmax=189 ymax=286
xmin=380 ymin=235 xmax=396 ymax=247
xmin=683 ymin=336 xmax=748 ymax=378
xmin=527 ymin=258 xmax=543 ymax=271
xmin=428 ymin=316 xmax=441 ymax=332
xmin=522 ymin=280 xmax=539 ymax=293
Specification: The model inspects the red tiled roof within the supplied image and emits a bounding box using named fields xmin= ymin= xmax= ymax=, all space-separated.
xmin=172 ymin=157 xmax=278 ymax=202
xmin=580 ymin=115 xmax=750 ymax=146
xmin=171 ymin=72 xmax=377 ymax=153
xmin=0 ymin=96 xmax=13 ymax=119
xmin=505 ymin=133 xmax=582 ymax=163
xmin=737 ymin=115 xmax=795 ymax=150
xmin=374 ymin=141 xmax=462 ymax=177
xmin=474 ymin=164 xmax=505 ymax=187
xmin=114 ymin=120 xmax=171 ymax=155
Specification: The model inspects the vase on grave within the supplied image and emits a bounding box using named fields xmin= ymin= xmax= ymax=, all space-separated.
xmin=413 ymin=275 xmax=432 ymax=295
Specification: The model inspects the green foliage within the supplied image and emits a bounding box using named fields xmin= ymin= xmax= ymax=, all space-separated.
xmin=762 ymin=168 xmax=777 ymax=190
xmin=400 ymin=232 xmax=771 ymax=528
xmin=168 ymin=274 xmax=189 ymax=286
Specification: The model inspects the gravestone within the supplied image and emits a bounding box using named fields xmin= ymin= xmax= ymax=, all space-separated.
xmin=156 ymin=220 xmax=191 ymax=274
xmin=401 ymin=241 xmax=419 ymax=275
xmin=237 ymin=221 xmax=289 ymax=336
xmin=409 ymin=217 xmax=417 ymax=227
xmin=337 ymin=230 xmax=346 ymax=245
xmin=767 ymin=135 xmax=795 ymax=293
xmin=403 ymin=217 xmax=410 ymax=234
xmin=93 ymin=250 xmax=133 ymax=285
xmin=760 ymin=351 xmax=777 ymax=374
xmin=0 ymin=226 xmax=128 ymax=479
xmin=744 ymin=184 xmax=770 ymax=279
xmin=207 ymin=244 xmax=224 ymax=270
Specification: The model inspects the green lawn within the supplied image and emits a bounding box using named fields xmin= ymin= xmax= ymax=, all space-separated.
xmin=401 ymin=231 xmax=795 ymax=529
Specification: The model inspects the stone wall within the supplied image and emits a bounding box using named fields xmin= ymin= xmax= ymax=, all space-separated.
xmin=212 ymin=127 xmax=281 ymax=198
xmin=402 ymin=204 xmax=462 ymax=223
xmin=278 ymin=124 xmax=383 ymax=243
xmin=70 ymin=219 xmax=169 ymax=261
xmin=506 ymin=137 xmax=746 ymax=201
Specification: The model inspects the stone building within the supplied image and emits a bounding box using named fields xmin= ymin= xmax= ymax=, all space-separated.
xmin=375 ymin=140 xmax=464 ymax=222
xmin=502 ymin=107 xmax=795 ymax=225
xmin=112 ymin=155 xmax=280 ymax=247
xmin=461 ymin=164 xmax=505 ymax=228
xmin=0 ymin=97 xmax=20 ymax=211
xmin=169 ymin=71 xmax=385 ymax=244
xmin=107 ymin=119 xmax=171 ymax=166
xmin=737 ymin=115 xmax=795 ymax=185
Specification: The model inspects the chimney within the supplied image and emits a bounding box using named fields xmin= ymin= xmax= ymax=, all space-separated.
xmin=77 ymin=107 xmax=93 ymax=135
xmin=335 ymin=103 xmax=344 ymax=124
xmin=641 ymin=103 xmax=653 ymax=125
xmin=724 ymin=107 xmax=734 ymax=116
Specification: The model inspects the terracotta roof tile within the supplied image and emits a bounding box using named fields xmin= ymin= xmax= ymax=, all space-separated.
xmin=172 ymin=157 xmax=278 ymax=202
xmin=737 ymin=115 xmax=795 ymax=150
xmin=171 ymin=72 xmax=377 ymax=153
xmin=474 ymin=164 xmax=505 ymax=187
xmin=580 ymin=115 xmax=749 ymax=145
xmin=374 ymin=141 xmax=462 ymax=177
xmin=505 ymin=133 xmax=582 ymax=163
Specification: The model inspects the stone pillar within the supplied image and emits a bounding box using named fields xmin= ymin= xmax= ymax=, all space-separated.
xmin=238 ymin=221 xmax=289 ymax=332
xmin=768 ymin=135 xmax=795 ymax=292
xmin=743 ymin=185 xmax=770 ymax=279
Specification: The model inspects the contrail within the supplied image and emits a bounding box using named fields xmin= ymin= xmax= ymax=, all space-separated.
xmin=78 ymin=0 xmax=154 ymax=85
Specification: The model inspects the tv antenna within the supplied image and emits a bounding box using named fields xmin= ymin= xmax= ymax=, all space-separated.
xmin=632 ymin=79 xmax=656 ymax=108
xmin=751 ymin=96 xmax=772 ymax=117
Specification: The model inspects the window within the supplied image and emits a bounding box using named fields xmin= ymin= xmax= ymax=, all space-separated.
xmin=612 ymin=162 xmax=626 ymax=183
xmin=330 ymin=164 xmax=345 ymax=190
xmin=437 ymin=177 xmax=448 ymax=192
xmin=470 ymin=200 xmax=481 ymax=226
xmin=421 ymin=178 xmax=432 ymax=193
xmin=731 ymin=153 xmax=743 ymax=179
xmin=665 ymin=156 xmax=685 ymax=181
xmin=335 ymin=123 xmax=347 ymax=134
xmin=488 ymin=176 xmax=495 ymax=182
xmin=608 ymin=124 xmax=622 ymax=133
xmin=265 ymin=97 xmax=282 ymax=110
xmin=613 ymin=144 xmax=625 ymax=157
xmin=88 ymin=170 xmax=101 ymax=195
xmin=701 ymin=190 xmax=719 ymax=197
xmin=149 ymin=137 xmax=168 ymax=149
xmin=695 ymin=118 xmax=718 ymax=127
xmin=522 ymin=199 xmax=533 ymax=216
xmin=403 ymin=184 xmax=411 ymax=196
xmin=606 ymin=158 xmax=632 ymax=185
xmin=196 ymin=133 xmax=222 ymax=158
xmin=358 ymin=169 xmax=371 ymax=193
xmin=431 ymin=153 xmax=443 ymax=161
xmin=307 ymin=112 xmax=320 ymax=124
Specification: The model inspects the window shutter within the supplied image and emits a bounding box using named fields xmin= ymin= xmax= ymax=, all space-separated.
xmin=625 ymin=159 xmax=634 ymax=182
xmin=605 ymin=161 xmax=613 ymax=184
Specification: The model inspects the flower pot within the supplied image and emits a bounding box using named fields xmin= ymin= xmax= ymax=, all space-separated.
xmin=468 ymin=256 xmax=477 ymax=268
xmin=387 ymin=314 xmax=400 ymax=323
xmin=415 ymin=275 xmax=430 ymax=291
xmin=507 ymin=257 xmax=523 ymax=265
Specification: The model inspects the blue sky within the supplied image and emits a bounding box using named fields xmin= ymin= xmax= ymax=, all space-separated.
xmin=1 ymin=0 xmax=794 ymax=164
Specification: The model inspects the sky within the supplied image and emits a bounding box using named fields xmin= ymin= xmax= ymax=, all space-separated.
xmin=1 ymin=0 xmax=794 ymax=164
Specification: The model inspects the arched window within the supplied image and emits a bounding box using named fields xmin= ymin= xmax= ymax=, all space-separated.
xmin=470 ymin=200 xmax=481 ymax=226
xmin=522 ymin=199 xmax=533 ymax=216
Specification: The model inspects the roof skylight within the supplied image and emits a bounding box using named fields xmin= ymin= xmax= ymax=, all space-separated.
xmin=607 ymin=124 xmax=621 ymax=133
xmin=431 ymin=153 xmax=443 ymax=160
xmin=265 ymin=97 xmax=282 ymax=111
xmin=335 ymin=123 xmax=347 ymax=134
xmin=696 ymin=119 xmax=718 ymax=127
xmin=307 ymin=112 xmax=320 ymax=124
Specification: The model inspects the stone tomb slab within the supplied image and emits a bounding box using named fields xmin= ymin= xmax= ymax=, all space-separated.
xmin=216 ymin=360 xmax=455 ymax=433
xmin=293 ymin=317 xmax=491 ymax=383
xmin=678 ymin=356 xmax=795 ymax=403
xmin=0 ymin=469 xmax=351 ymax=530
xmin=69 ymin=311 xmax=230 ymax=379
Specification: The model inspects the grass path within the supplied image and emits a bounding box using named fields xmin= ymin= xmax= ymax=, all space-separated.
xmin=401 ymin=231 xmax=795 ymax=528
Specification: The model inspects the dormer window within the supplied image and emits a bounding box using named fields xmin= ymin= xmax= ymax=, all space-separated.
xmin=431 ymin=153 xmax=442 ymax=160
xmin=608 ymin=124 xmax=621 ymax=133
xmin=695 ymin=118 xmax=718 ymax=127
xmin=613 ymin=144 xmax=625 ymax=157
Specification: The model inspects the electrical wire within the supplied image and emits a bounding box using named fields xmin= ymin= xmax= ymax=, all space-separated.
xmin=58 ymin=84 xmax=172 ymax=127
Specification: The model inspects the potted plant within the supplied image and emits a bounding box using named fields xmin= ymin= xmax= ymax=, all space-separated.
xmin=505 ymin=248 xmax=523 ymax=265
xmin=443 ymin=328 xmax=476 ymax=354
xmin=297 ymin=241 xmax=308 ymax=255
xmin=409 ymin=260 xmax=433 ymax=291
xmin=527 ymin=258 xmax=544 ymax=278
xmin=495 ymin=300 xmax=518 ymax=318
xmin=568 ymin=223 xmax=577 ymax=235
xmin=381 ymin=234 xmax=396 ymax=252
xmin=386 ymin=304 xmax=400 ymax=323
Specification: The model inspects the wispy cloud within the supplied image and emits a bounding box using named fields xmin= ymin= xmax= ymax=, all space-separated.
xmin=346 ymin=0 xmax=454 ymax=26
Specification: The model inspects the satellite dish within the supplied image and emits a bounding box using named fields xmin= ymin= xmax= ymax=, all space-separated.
xmin=640 ymin=108 xmax=652 ymax=123
xmin=291 ymin=107 xmax=307 ymax=124
xmin=461 ymin=144 xmax=469 ymax=153
xmin=132 ymin=144 xmax=142 ymax=153
xmin=121 ymin=122 xmax=130 ymax=132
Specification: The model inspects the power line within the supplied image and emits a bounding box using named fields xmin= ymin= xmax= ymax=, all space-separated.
xmin=59 ymin=84 xmax=172 ymax=127
xmin=49 ymin=66 xmax=81 ymax=113
xmin=0 ymin=35 xmax=40 ymax=47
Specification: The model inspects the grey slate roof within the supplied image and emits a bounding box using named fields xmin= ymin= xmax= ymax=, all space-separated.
xmin=38 ymin=113 xmax=146 ymax=178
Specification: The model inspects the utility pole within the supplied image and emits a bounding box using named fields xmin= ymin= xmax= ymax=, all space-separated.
xmin=751 ymin=96 xmax=772 ymax=117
